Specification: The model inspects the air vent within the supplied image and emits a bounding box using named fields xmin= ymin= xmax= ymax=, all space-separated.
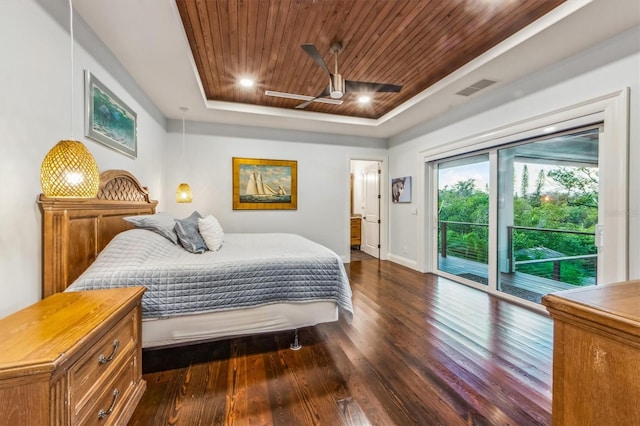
xmin=456 ymin=79 xmax=497 ymax=97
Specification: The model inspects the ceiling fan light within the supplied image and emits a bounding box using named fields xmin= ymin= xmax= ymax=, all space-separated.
xmin=239 ymin=78 xmax=254 ymax=88
xmin=330 ymin=74 xmax=345 ymax=99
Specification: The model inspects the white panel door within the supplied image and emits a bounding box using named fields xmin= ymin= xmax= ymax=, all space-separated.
xmin=363 ymin=163 xmax=380 ymax=258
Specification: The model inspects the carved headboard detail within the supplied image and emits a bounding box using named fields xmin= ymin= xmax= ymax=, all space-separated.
xmin=97 ymin=170 xmax=149 ymax=201
xmin=39 ymin=170 xmax=158 ymax=298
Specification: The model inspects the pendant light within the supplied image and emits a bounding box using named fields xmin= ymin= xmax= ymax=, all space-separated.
xmin=176 ymin=107 xmax=193 ymax=203
xmin=40 ymin=0 xmax=99 ymax=198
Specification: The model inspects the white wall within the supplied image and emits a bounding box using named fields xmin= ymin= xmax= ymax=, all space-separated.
xmin=162 ymin=123 xmax=387 ymax=261
xmin=0 ymin=1 xmax=385 ymax=318
xmin=388 ymin=26 xmax=640 ymax=279
xmin=387 ymin=143 xmax=419 ymax=268
xmin=0 ymin=0 xmax=166 ymax=317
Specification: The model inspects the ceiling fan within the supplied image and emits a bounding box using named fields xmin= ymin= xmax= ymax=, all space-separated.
xmin=265 ymin=42 xmax=402 ymax=109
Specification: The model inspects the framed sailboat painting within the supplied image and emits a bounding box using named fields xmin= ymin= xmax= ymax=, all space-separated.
xmin=232 ymin=157 xmax=297 ymax=210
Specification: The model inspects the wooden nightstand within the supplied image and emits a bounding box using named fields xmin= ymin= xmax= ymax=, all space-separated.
xmin=0 ymin=287 xmax=146 ymax=425
xmin=542 ymin=281 xmax=640 ymax=425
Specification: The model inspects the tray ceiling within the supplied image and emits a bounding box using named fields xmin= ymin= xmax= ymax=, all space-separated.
xmin=71 ymin=0 xmax=639 ymax=138
xmin=176 ymin=0 xmax=565 ymax=119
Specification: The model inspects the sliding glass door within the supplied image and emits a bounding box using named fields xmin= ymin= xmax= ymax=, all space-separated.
xmin=497 ymin=128 xmax=599 ymax=303
xmin=433 ymin=126 xmax=600 ymax=304
xmin=437 ymin=154 xmax=490 ymax=286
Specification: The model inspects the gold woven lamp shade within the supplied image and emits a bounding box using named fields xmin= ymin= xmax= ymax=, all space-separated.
xmin=40 ymin=140 xmax=100 ymax=198
xmin=176 ymin=183 xmax=193 ymax=203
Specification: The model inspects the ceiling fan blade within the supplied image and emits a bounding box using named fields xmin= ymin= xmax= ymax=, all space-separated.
xmin=295 ymin=99 xmax=314 ymax=109
xmin=345 ymin=80 xmax=402 ymax=93
xmin=301 ymin=44 xmax=332 ymax=76
xmin=295 ymin=86 xmax=331 ymax=109
xmin=264 ymin=89 xmax=342 ymax=105
xmin=265 ymin=91 xmax=314 ymax=102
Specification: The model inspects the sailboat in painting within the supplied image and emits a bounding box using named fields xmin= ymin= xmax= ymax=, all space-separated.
xmin=242 ymin=172 xmax=290 ymax=203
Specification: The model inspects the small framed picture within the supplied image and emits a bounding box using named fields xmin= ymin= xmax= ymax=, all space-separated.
xmin=85 ymin=70 xmax=137 ymax=158
xmin=391 ymin=176 xmax=411 ymax=203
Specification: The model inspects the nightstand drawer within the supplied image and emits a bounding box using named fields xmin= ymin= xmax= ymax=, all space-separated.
xmin=75 ymin=352 xmax=138 ymax=426
xmin=69 ymin=306 xmax=137 ymax=414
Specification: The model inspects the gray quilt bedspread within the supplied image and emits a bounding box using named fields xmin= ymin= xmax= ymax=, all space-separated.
xmin=66 ymin=229 xmax=353 ymax=322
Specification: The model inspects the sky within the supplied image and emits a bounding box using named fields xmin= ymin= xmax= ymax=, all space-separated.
xmin=438 ymin=161 xmax=576 ymax=196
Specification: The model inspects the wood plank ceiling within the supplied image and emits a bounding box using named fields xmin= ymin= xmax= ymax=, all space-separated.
xmin=176 ymin=0 xmax=565 ymax=119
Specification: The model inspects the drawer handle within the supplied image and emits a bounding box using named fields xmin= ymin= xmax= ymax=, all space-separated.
xmin=97 ymin=388 xmax=119 ymax=420
xmin=98 ymin=339 xmax=120 ymax=365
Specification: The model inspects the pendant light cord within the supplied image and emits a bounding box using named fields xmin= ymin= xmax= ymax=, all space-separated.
xmin=180 ymin=107 xmax=188 ymax=179
xmin=182 ymin=110 xmax=185 ymax=175
xmin=69 ymin=0 xmax=74 ymax=140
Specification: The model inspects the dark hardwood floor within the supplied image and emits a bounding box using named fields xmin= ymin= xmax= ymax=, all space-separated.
xmin=129 ymin=260 xmax=553 ymax=425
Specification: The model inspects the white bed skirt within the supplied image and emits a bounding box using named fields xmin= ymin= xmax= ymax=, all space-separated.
xmin=142 ymin=301 xmax=338 ymax=348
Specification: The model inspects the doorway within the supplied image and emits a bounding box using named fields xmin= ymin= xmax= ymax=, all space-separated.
xmin=350 ymin=160 xmax=380 ymax=261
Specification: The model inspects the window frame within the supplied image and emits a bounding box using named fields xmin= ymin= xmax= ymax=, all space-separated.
xmin=417 ymin=89 xmax=629 ymax=309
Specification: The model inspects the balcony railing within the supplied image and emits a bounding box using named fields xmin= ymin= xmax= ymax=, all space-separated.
xmin=440 ymin=221 xmax=596 ymax=282
xmin=439 ymin=221 xmax=488 ymax=260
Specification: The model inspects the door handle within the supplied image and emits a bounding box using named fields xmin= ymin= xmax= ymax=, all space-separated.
xmin=595 ymin=224 xmax=604 ymax=248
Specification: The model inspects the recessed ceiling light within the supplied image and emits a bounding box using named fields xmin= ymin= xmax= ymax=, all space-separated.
xmin=239 ymin=78 xmax=254 ymax=88
xmin=358 ymin=95 xmax=371 ymax=104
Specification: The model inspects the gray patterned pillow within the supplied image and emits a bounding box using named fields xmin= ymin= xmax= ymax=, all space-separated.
xmin=174 ymin=211 xmax=207 ymax=254
xmin=124 ymin=212 xmax=178 ymax=244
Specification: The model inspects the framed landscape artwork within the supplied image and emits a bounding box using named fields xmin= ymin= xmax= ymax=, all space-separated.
xmin=232 ymin=157 xmax=297 ymax=210
xmin=84 ymin=70 xmax=137 ymax=158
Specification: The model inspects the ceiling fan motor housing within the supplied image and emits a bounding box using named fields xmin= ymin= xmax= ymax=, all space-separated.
xmin=330 ymin=74 xmax=345 ymax=99
xmin=288 ymin=42 xmax=400 ymax=108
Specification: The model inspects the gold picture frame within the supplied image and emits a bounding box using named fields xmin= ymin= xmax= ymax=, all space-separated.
xmin=232 ymin=157 xmax=297 ymax=210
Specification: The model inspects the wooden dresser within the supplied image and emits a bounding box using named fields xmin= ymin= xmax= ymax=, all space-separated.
xmin=542 ymin=281 xmax=640 ymax=425
xmin=0 ymin=287 xmax=146 ymax=425
xmin=350 ymin=217 xmax=361 ymax=249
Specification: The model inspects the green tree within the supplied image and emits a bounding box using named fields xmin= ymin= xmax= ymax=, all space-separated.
xmin=439 ymin=179 xmax=489 ymax=262
xmin=512 ymin=165 xmax=598 ymax=285
xmin=547 ymin=167 xmax=598 ymax=205
xmin=440 ymin=165 xmax=599 ymax=287
xmin=534 ymin=169 xmax=545 ymax=199
xmin=521 ymin=164 xmax=529 ymax=197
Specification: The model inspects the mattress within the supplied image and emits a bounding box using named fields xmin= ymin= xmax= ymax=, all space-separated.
xmin=67 ymin=229 xmax=353 ymax=322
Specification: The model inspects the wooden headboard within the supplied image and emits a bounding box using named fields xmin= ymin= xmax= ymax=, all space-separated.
xmin=38 ymin=170 xmax=158 ymax=298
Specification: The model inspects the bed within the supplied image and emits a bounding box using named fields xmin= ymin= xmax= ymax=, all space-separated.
xmin=39 ymin=170 xmax=353 ymax=348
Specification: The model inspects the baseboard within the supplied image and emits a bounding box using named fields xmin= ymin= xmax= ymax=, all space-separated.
xmin=387 ymin=254 xmax=419 ymax=271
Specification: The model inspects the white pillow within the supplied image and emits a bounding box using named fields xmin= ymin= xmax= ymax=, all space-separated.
xmin=198 ymin=215 xmax=224 ymax=251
